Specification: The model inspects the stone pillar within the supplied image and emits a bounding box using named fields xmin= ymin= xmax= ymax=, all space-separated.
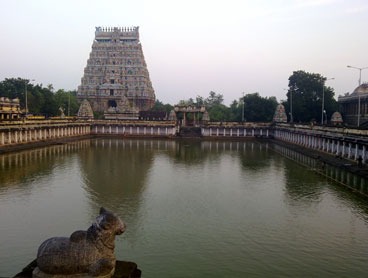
xmin=355 ymin=143 xmax=359 ymax=160
xmin=363 ymin=145 xmax=366 ymax=164
xmin=348 ymin=143 xmax=352 ymax=159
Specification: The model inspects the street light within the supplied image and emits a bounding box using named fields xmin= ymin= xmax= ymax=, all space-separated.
xmin=290 ymin=89 xmax=293 ymax=123
xmin=321 ymin=77 xmax=334 ymax=125
xmin=347 ymin=65 xmax=368 ymax=86
xmin=347 ymin=65 xmax=368 ymax=126
xmin=242 ymin=92 xmax=245 ymax=122
xmin=25 ymin=79 xmax=35 ymax=116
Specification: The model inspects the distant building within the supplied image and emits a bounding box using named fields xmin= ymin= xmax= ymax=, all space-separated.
xmin=338 ymin=83 xmax=368 ymax=126
xmin=0 ymin=97 xmax=21 ymax=120
xmin=77 ymin=26 xmax=155 ymax=117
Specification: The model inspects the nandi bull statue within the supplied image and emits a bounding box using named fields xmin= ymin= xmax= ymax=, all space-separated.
xmin=33 ymin=207 xmax=126 ymax=278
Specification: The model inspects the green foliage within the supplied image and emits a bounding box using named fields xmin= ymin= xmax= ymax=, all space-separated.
xmin=151 ymin=99 xmax=173 ymax=113
xmin=208 ymin=104 xmax=230 ymax=121
xmin=205 ymin=91 xmax=224 ymax=107
xmin=229 ymin=100 xmax=242 ymax=121
xmin=243 ymin=93 xmax=278 ymax=122
xmin=174 ymin=91 xmax=278 ymax=122
xmin=282 ymin=70 xmax=337 ymax=123
xmin=54 ymin=89 xmax=79 ymax=116
xmin=0 ymin=78 xmax=79 ymax=117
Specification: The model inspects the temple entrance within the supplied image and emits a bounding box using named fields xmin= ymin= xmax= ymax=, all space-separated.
xmin=108 ymin=100 xmax=117 ymax=107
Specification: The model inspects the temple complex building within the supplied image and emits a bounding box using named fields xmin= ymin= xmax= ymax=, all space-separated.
xmin=338 ymin=83 xmax=368 ymax=127
xmin=0 ymin=97 xmax=21 ymax=120
xmin=77 ymin=27 xmax=155 ymax=118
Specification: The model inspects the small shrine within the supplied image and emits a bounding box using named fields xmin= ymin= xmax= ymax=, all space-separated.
xmin=171 ymin=105 xmax=209 ymax=126
xmin=0 ymin=97 xmax=21 ymax=120
xmin=272 ymin=104 xmax=287 ymax=123
xmin=77 ymin=99 xmax=94 ymax=120
xmin=330 ymin=111 xmax=343 ymax=126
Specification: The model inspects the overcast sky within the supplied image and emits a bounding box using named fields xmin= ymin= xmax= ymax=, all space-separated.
xmin=1 ymin=0 xmax=367 ymax=105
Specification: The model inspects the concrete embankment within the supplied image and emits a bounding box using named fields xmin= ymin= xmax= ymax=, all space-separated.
xmin=269 ymin=139 xmax=368 ymax=182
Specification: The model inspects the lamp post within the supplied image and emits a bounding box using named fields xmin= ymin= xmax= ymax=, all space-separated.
xmin=25 ymin=79 xmax=35 ymax=116
xmin=68 ymin=92 xmax=71 ymax=117
xmin=321 ymin=77 xmax=334 ymax=125
xmin=290 ymin=89 xmax=293 ymax=123
xmin=347 ymin=65 xmax=368 ymax=86
xmin=242 ymin=92 xmax=245 ymax=122
xmin=347 ymin=65 xmax=368 ymax=126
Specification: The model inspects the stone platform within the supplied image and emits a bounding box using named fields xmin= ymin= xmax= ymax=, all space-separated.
xmin=13 ymin=260 xmax=141 ymax=278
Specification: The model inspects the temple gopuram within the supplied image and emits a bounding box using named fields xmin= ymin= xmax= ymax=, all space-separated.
xmin=77 ymin=27 xmax=155 ymax=119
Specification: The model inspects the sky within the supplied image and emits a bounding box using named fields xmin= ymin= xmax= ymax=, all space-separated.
xmin=1 ymin=0 xmax=368 ymax=105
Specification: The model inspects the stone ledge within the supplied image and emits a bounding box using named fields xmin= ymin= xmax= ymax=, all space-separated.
xmin=13 ymin=260 xmax=141 ymax=278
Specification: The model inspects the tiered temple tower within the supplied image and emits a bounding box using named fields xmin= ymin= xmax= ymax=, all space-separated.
xmin=77 ymin=27 xmax=155 ymax=114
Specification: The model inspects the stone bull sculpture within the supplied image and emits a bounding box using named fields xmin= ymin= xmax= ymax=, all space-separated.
xmin=33 ymin=207 xmax=126 ymax=277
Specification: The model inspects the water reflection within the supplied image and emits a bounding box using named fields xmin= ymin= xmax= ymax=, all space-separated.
xmin=0 ymin=141 xmax=90 ymax=190
xmin=78 ymin=139 xmax=156 ymax=209
xmin=1 ymin=139 xmax=368 ymax=277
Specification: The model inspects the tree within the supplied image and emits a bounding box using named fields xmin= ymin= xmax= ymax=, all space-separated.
xmin=205 ymin=91 xmax=224 ymax=107
xmin=0 ymin=78 xmax=79 ymax=117
xmin=207 ymin=104 xmax=230 ymax=121
xmin=229 ymin=99 xmax=242 ymax=121
xmin=54 ymin=89 xmax=79 ymax=116
xmin=150 ymin=99 xmax=173 ymax=113
xmin=243 ymin=93 xmax=278 ymax=122
xmin=283 ymin=70 xmax=337 ymax=123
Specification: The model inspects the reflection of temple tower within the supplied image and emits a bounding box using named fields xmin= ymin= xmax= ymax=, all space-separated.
xmin=77 ymin=139 xmax=155 ymax=208
xmin=77 ymin=27 xmax=155 ymax=113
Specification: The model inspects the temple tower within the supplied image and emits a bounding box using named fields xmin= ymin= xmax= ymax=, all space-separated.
xmin=77 ymin=26 xmax=155 ymax=114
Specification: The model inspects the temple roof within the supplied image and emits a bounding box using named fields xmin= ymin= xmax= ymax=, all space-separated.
xmin=352 ymin=83 xmax=368 ymax=96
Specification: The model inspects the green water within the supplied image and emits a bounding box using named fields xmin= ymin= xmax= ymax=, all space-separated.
xmin=1 ymin=139 xmax=368 ymax=277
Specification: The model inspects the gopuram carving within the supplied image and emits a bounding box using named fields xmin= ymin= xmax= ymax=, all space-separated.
xmin=33 ymin=207 xmax=126 ymax=278
xmin=77 ymin=26 xmax=155 ymax=117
